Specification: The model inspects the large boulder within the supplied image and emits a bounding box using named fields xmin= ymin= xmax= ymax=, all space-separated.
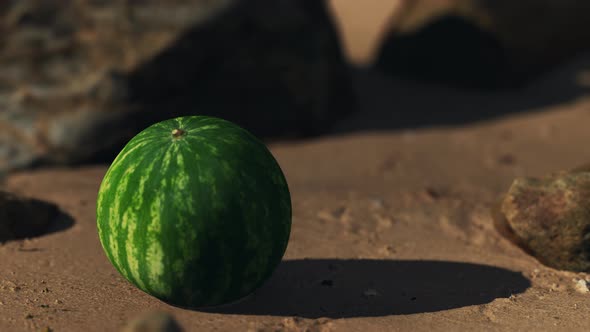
xmin=0 ymin=0 xmax=354 ymax=173
xmin=374 ymin=0 xmax=590 ymax=89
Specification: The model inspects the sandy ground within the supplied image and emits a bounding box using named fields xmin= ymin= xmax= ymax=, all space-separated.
xmin=328 ymin=0 xmax=402 ymax=65
xmin=2 ymin=65 xmax=590 ymax=331
xmin=2 ymin=5 xmax=590 ymax=326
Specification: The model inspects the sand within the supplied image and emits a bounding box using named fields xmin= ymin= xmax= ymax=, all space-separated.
xmin=328 ymin=0 xmax=403 ymax=65
xmin=2 ymin=69 xmax=590 ymax=331
xmin=2 ymin=4 xmax=590 ymax=327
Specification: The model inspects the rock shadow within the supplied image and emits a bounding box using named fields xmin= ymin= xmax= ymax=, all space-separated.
xmin=201 ymin=258 xmax=530 ymax=318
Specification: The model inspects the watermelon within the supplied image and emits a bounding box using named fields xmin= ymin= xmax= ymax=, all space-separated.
xmin=96 ymin=116 xmax=291 ymax=308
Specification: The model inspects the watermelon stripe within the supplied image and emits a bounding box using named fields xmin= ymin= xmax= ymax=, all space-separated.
xmin=123 ymin=150 xmax=159 ymax=290
xmin=116 ymin=155 xmax=146 ymax=283
xmin=111 ymin=141 xmax=150 ymax=169
xmin=140 ymin=143 xmax=174 ymax=296
xmin=134 ymin=151 xmax=162 ymax=294
xmin=108 ymin=165 xmax=131 ymax=273
xmin=126 ymin=153 xmax=158 ymax=289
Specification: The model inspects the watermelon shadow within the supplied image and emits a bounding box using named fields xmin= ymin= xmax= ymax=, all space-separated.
xmin=201 ymin=259 xmax=530 ymax=318
xmin=43 ymin=209 xmax=75 ymax=236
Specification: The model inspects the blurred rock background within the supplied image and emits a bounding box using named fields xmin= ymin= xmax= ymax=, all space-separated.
xmin=372 ymin=0 xmax=590 ymax=89
xmin=0 ymin=0 xmax=354 ymax=172
xmin=1 ymin=0 xmax=589 ymax=174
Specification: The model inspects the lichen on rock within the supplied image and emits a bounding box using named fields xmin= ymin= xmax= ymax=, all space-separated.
xmin=494 ymin=169 xmax=590 ymax=272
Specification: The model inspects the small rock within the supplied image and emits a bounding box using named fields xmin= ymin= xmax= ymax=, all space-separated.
xmin=122 ymin=311 xmax=183 ymax=332
xmin=493 ymin=171 xmax=590 ymax=272
xmin=0 ymin=191 xmax=59 ymax=243
xmin=574 ymin=279 xmax=589 ymax=294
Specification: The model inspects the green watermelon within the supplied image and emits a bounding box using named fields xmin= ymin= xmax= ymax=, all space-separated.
xmin=96 ymin=116 xmax=291 ymax=308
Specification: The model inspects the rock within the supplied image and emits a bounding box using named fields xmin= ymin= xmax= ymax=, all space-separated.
xmin=375 ymin=15 xmax=509 ymax=89
xmin=375 ymin=0 xmax=590 ymax=88
xmin=0 ymin=0 xmax=355 ymax=173
xmin=122 ymin=311 xmax=183 ymax=332
xmin=493 ymin=170 xmax=590 ymax=272
xmin=0 ymin=191 xmax=59 ymax=243
xmin=574 ymin=279 xmax=590 ymax=294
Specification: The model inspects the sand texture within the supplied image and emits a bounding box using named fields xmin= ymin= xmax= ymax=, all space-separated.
xmin=2 ymin=84 xmax=590 ymax=330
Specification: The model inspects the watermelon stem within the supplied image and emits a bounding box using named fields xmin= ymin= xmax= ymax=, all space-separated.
xmin=171 ymin=129 xmax=186 ymax=138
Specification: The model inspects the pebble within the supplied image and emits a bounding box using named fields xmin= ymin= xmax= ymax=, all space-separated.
xmin=122 ymin=311 xmax=183 ymax=332
xmin=574 ymin=279 xmax=590 ymax=294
